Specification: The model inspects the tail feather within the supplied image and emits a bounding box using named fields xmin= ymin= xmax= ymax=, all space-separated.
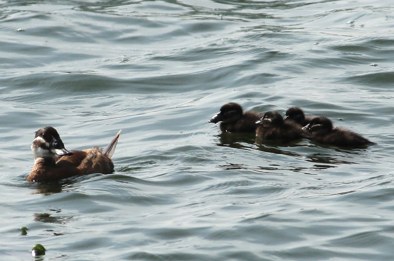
xmin=104 ymin=130 xmax=121 ymax=158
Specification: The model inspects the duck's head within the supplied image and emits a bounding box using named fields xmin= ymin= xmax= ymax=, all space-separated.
xmin=210 ymin=102 xmax=243 ymax=124
xmin=31 ymin=126 xmax=72 ymax=159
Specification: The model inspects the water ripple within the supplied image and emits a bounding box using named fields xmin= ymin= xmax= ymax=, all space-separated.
xmin=1 ymin=1 xmax=394 ymax=260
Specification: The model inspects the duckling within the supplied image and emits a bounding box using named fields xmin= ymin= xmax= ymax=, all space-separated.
xmin=256 ymin=111 xmax=303 ymax=143
xmin=284 ymin=107 xmax=315 ymax=127
xmin=302 ymin=116 xmax=374 ymax=148
xmin=210 ymin=102 xmax=262 ymax=133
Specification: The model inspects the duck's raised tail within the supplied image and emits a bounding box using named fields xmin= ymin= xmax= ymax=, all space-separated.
xmin=104 ymin=130 xmax=121 ymax=158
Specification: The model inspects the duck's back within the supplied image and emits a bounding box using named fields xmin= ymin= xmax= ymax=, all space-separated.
xmin=256 ymin=122 xmax=302 ymax=142
xmin=313 ymin=128 xmax=372 ymax=147
xmin=57 ymin=148 xmax=114 ymax=175
xmin=221 ymin=112 xmax=261 ymax=133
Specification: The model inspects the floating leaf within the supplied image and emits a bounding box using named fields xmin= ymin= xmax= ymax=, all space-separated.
xmin=20 ymin=226 xmax=28 ymax=236
xmin=32 ymin=244 xmax=46 ymax=256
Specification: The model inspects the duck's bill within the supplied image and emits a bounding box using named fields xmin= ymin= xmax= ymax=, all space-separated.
xmin=209 ymin=113 xmax=222 ymax=123
xmin=301 ymin=124 xmax=312 ymax=138
xmin=301 ymin=124 xmax=310 ymax=132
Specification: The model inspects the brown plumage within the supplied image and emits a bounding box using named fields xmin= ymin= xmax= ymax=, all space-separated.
xmin=256 ymin=111 xmax=303 ymax=143
xmin=302 ymin=116 xmax=374 ymax=148
xmin=284 ymin=107 xmax=315 ymax=127
xmin=27 ymin=127 xmax=120 ymax=182
xmin=209 ymin=102 xmax=262 ymax=133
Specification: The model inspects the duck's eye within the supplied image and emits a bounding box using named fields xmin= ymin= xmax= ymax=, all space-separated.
xmin=51 ymin=137 xmax=60 ymax=148
xmin=224 ymin=110 xmax=238 ymax=117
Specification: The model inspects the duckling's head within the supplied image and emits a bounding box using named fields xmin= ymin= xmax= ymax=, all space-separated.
xmin=210 ymin=102 xmax=243 ymax=124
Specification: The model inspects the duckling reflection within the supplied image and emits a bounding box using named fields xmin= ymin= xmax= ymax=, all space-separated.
xmin=217 ymin=132 xmax=256 ymax=148
xmin=210 ymin=102 xmax=262 ymax=133
xmin=306 ymin=153 xmax=355 ymax=169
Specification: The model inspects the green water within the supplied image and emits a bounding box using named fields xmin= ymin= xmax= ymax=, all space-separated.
xmin=1 ymin=0 xmax=393 ymax=260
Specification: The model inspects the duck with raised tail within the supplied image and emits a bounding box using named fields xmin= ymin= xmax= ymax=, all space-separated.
xmin=28 ymin=126 xmax=121 ymax=182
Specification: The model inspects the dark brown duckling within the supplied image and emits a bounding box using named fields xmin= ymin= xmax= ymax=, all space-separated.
xmin=210 ymin=102 xmax=262 ymax=133
xmin=284 ymin=107 xmax=315 ymax=127
xmin=255 ymin=111 xmax=303 ymax=143
xmin=302 ymin=116 xmax=374 ymax=148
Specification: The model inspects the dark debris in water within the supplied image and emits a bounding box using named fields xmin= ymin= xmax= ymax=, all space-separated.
xmin=34 ymin=210 xmax=72 ymax=224
xmin=20 ymin=226 xmax=28 ymax=236
xmin=220 ymin=163 xmax=245 ymax=170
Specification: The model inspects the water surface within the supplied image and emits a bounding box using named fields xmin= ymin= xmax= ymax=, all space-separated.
xmin=1 ymin=0 xmax=394 ymax=260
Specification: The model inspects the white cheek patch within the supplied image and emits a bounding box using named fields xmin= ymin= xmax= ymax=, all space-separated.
xmin=32 ymin=146 xmax=53 ymax=158
xmin=32 ymin=136 xmax=48 ymax=146
xmin=31 ymin=136 xmax=52 ymax=158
